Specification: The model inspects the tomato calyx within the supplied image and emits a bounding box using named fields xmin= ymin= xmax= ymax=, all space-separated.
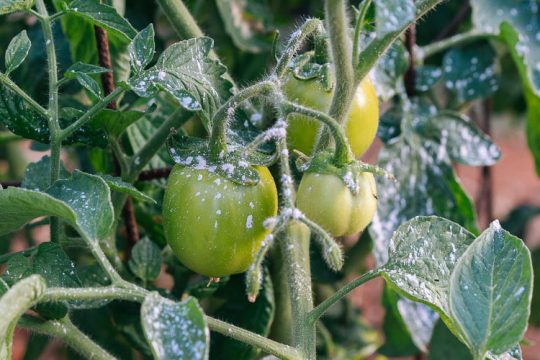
xmin=288 ymin=52 xmax=334 ymax=92
xmin=296 ymin=150 xmax=393 ymax=195
xmin=166 ymin=132 xmax=276 ymax=186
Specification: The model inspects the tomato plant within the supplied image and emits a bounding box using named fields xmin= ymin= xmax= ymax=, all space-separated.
xmin=0 ymin=0 xmax=537 ymax=359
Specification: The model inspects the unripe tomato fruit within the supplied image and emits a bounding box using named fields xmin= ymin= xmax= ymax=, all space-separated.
xmin=163 ymin=164 xmax=278 ymax=277
xmin=296 ymin=172 xmax=377 ymax=237
xmin=283 ymin=74 xmax=379 ymax=157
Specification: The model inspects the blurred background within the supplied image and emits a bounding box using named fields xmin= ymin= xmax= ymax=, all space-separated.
xmin=1 ymin=0 xmax=539 ymax=358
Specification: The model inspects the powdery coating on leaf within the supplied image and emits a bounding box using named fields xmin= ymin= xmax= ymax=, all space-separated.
xmin=46 ymin=171 xmax=114 ymax=241
xmin=449 ymin=222 xmax=533 ymax=357
xmin=141 ymin=294 xmax=209 ymax=360
xmin=471 ymin=0 xmax=540 ymax=95
xmin=375 ymin=0 xmax=416 ymax=38
xmin=382 ymin=216 xmax=475 ymax=314
xmin=397 ymin=298 xmax=439 ymax=352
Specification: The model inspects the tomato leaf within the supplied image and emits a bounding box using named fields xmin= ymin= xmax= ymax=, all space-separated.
xmin=128 ymin=37 xmax=233 ymax=125
xmin=215 ymin=0 xmax=274 ymax=53
xmin=97 ymin=174 xmax=156 ymax=204
xmin=371 ymin=40 xmax=409 ymax=101
xmin=128 ymin=24 xmax=155 ymax=74
xmin=441 ymin=42 xmax=500 ymax=103
xmin=415 ymin=66 xmax=442 ymax=92
xmin=91 ymin=108 xmax=145 ymax=138
xmin=21 ymin=155 xmax=69 ymax=192
xmin=0 ymin=0 xmax=33 ymax=15
xmin=380 ymin=217 xmax=532 ymax=357
xmin=141 ymin=293 xmax=209 ymax=360
xmin=420 ymin=111 xmax=501 ymax=166
xmin=46 ymin=171 xmax=114 ymax=241
xmin=375 ymin=0 xmax=415 ymax=38
xmin=128 ymin=237 xmax=162 ymax=282
xmin=396 ymin=298 xmax=439 ymax=352
xmin=1 ymin=243 xmax=81 ymax=319
xmin=449 ymin=222 xmax=532 ymax=358
xmin=428 ymin=320 xmax=472 ymax=360
xmin=64 ymin=0 xmax=137 ymax=41
xmin=4 ymin=30 xmax=31 ymax=74
xmin=471 ymin=0 xmax=540 ymax=96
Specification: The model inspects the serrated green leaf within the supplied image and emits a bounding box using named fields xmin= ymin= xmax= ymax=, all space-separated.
xmin=129 ymin=24 xmax=155 ymax=74
xmin=128 ymin=37 xmax=232 ymax=124
xmin=442 ymin=42 xmax=500 ymax=102
xmin=0 ymin=275 xmax=45 ymax=360
xmin=75 ymin=72 xmax=103 ymax=98
xmin=47 ymin=170 xmax=114 ymax=241
xmin=65 ymin=0 xmax=137 ymax=41
xmin=471 ymin=0 xmax=540 ymax=95
xmin=5 ymin=30 xmax=31 ymax=74
xmin=0 ymin=0 xmax=33 ymax=15
xmin=92 ymin=108 xmax=144 ymax=138
xmin=97 ymin=174 xmax=156 ymax=203
xmin=21 ymin=155 xmax=70 ymax=192
xmin=449 ymin=222 xmax=532 ymax=358
xmin=375 ymin=0 xmax=415 ymax=38
xmin=65 ymin=62 xmax=111 ymax=75
xmin=141 ymin=293 xmax=209 ymax=360
xmin=128 ymin=237 xmax=162 ymax=282
xmin=215 ymin=0 xmax=274 ymax=53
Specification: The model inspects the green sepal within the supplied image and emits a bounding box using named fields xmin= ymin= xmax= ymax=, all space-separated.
xmin=166 ymin=133 xmax=275 ymax=186
xmin=296 ymin=150 xmax=393 ymax=194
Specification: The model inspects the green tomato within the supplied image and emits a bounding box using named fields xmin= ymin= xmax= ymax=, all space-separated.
xmin=163 ymin=164 xmax=278 ymax=277
xmin=284 ymin=74 xmax=379 ymax=157
xmin=296 ymin=172 xmax=377 ymax=237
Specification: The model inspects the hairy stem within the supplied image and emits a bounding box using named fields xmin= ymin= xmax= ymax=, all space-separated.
xmin=18 ymin=316 xmax=116 ymax=360
xmin=274 ymin=18 xmax=324 ymax=79
xmin=282 ymin=100 xmax=353 ymax=165
xmin=42 ymin=285 xmax=147 ymax=303
xmin=325 ymin=0 xmax=355 ymax=125
xmin=0 ymin=74 xmax=48 ymax=116
xmin=207 ymin=316 xmax=301 ymax=360
xmin=280 ymin=221 xmax=315 ymax=359
xmin=60 ymin=88 xmax=125 ymax=141
xmin=209 ymin=81 xmax=275 ymax=158
xmin=352 ymin=0 xmax=373 ymax=67
xmin=126 ymin=108 xmax=192 ymax=182
xmin=355 ymin=0 xmax=443 ymax=82
xmin=416 ymin=30 xmax=495 ymax=63
xmin=308 ymin=269 xmax=380 ymax=323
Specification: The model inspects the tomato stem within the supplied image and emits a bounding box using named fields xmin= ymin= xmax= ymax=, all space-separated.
xmin=209 ymin=81 xmax=276 ymax=159
xmin=352 ymin=0 xmax=373 ymax=68
xmin=282 ymin=100 xmax=354 ymax=165
xmin=307 ymin=269 xmax=381 ymax=324
xmin=274 ymin=18 xmax=324 ymax=79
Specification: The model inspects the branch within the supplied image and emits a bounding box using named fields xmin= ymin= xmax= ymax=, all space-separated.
xmin=325 ymin=0 xmax=355 ymax=124
xmin=42 ymin=285 xmax=147 ymax=303
xmin=308 ymin=269 xmax=380 ymax=323
xmin=138 ymin=167 xmax=172 ymax=181
xmin=18 ymin=316 xmax=116 ymax=360
xmin=206 ymin=316 xmax=301 ymax=360
xmin=404 ymin=21 xmax=417 ymax=97
xmin=0 ymin=74 xmax=47 ymax=117
xmin=416 ymin=30 xmax=495 ymax=63
xmin=435 ymin=0 xmax=470 ymax=40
